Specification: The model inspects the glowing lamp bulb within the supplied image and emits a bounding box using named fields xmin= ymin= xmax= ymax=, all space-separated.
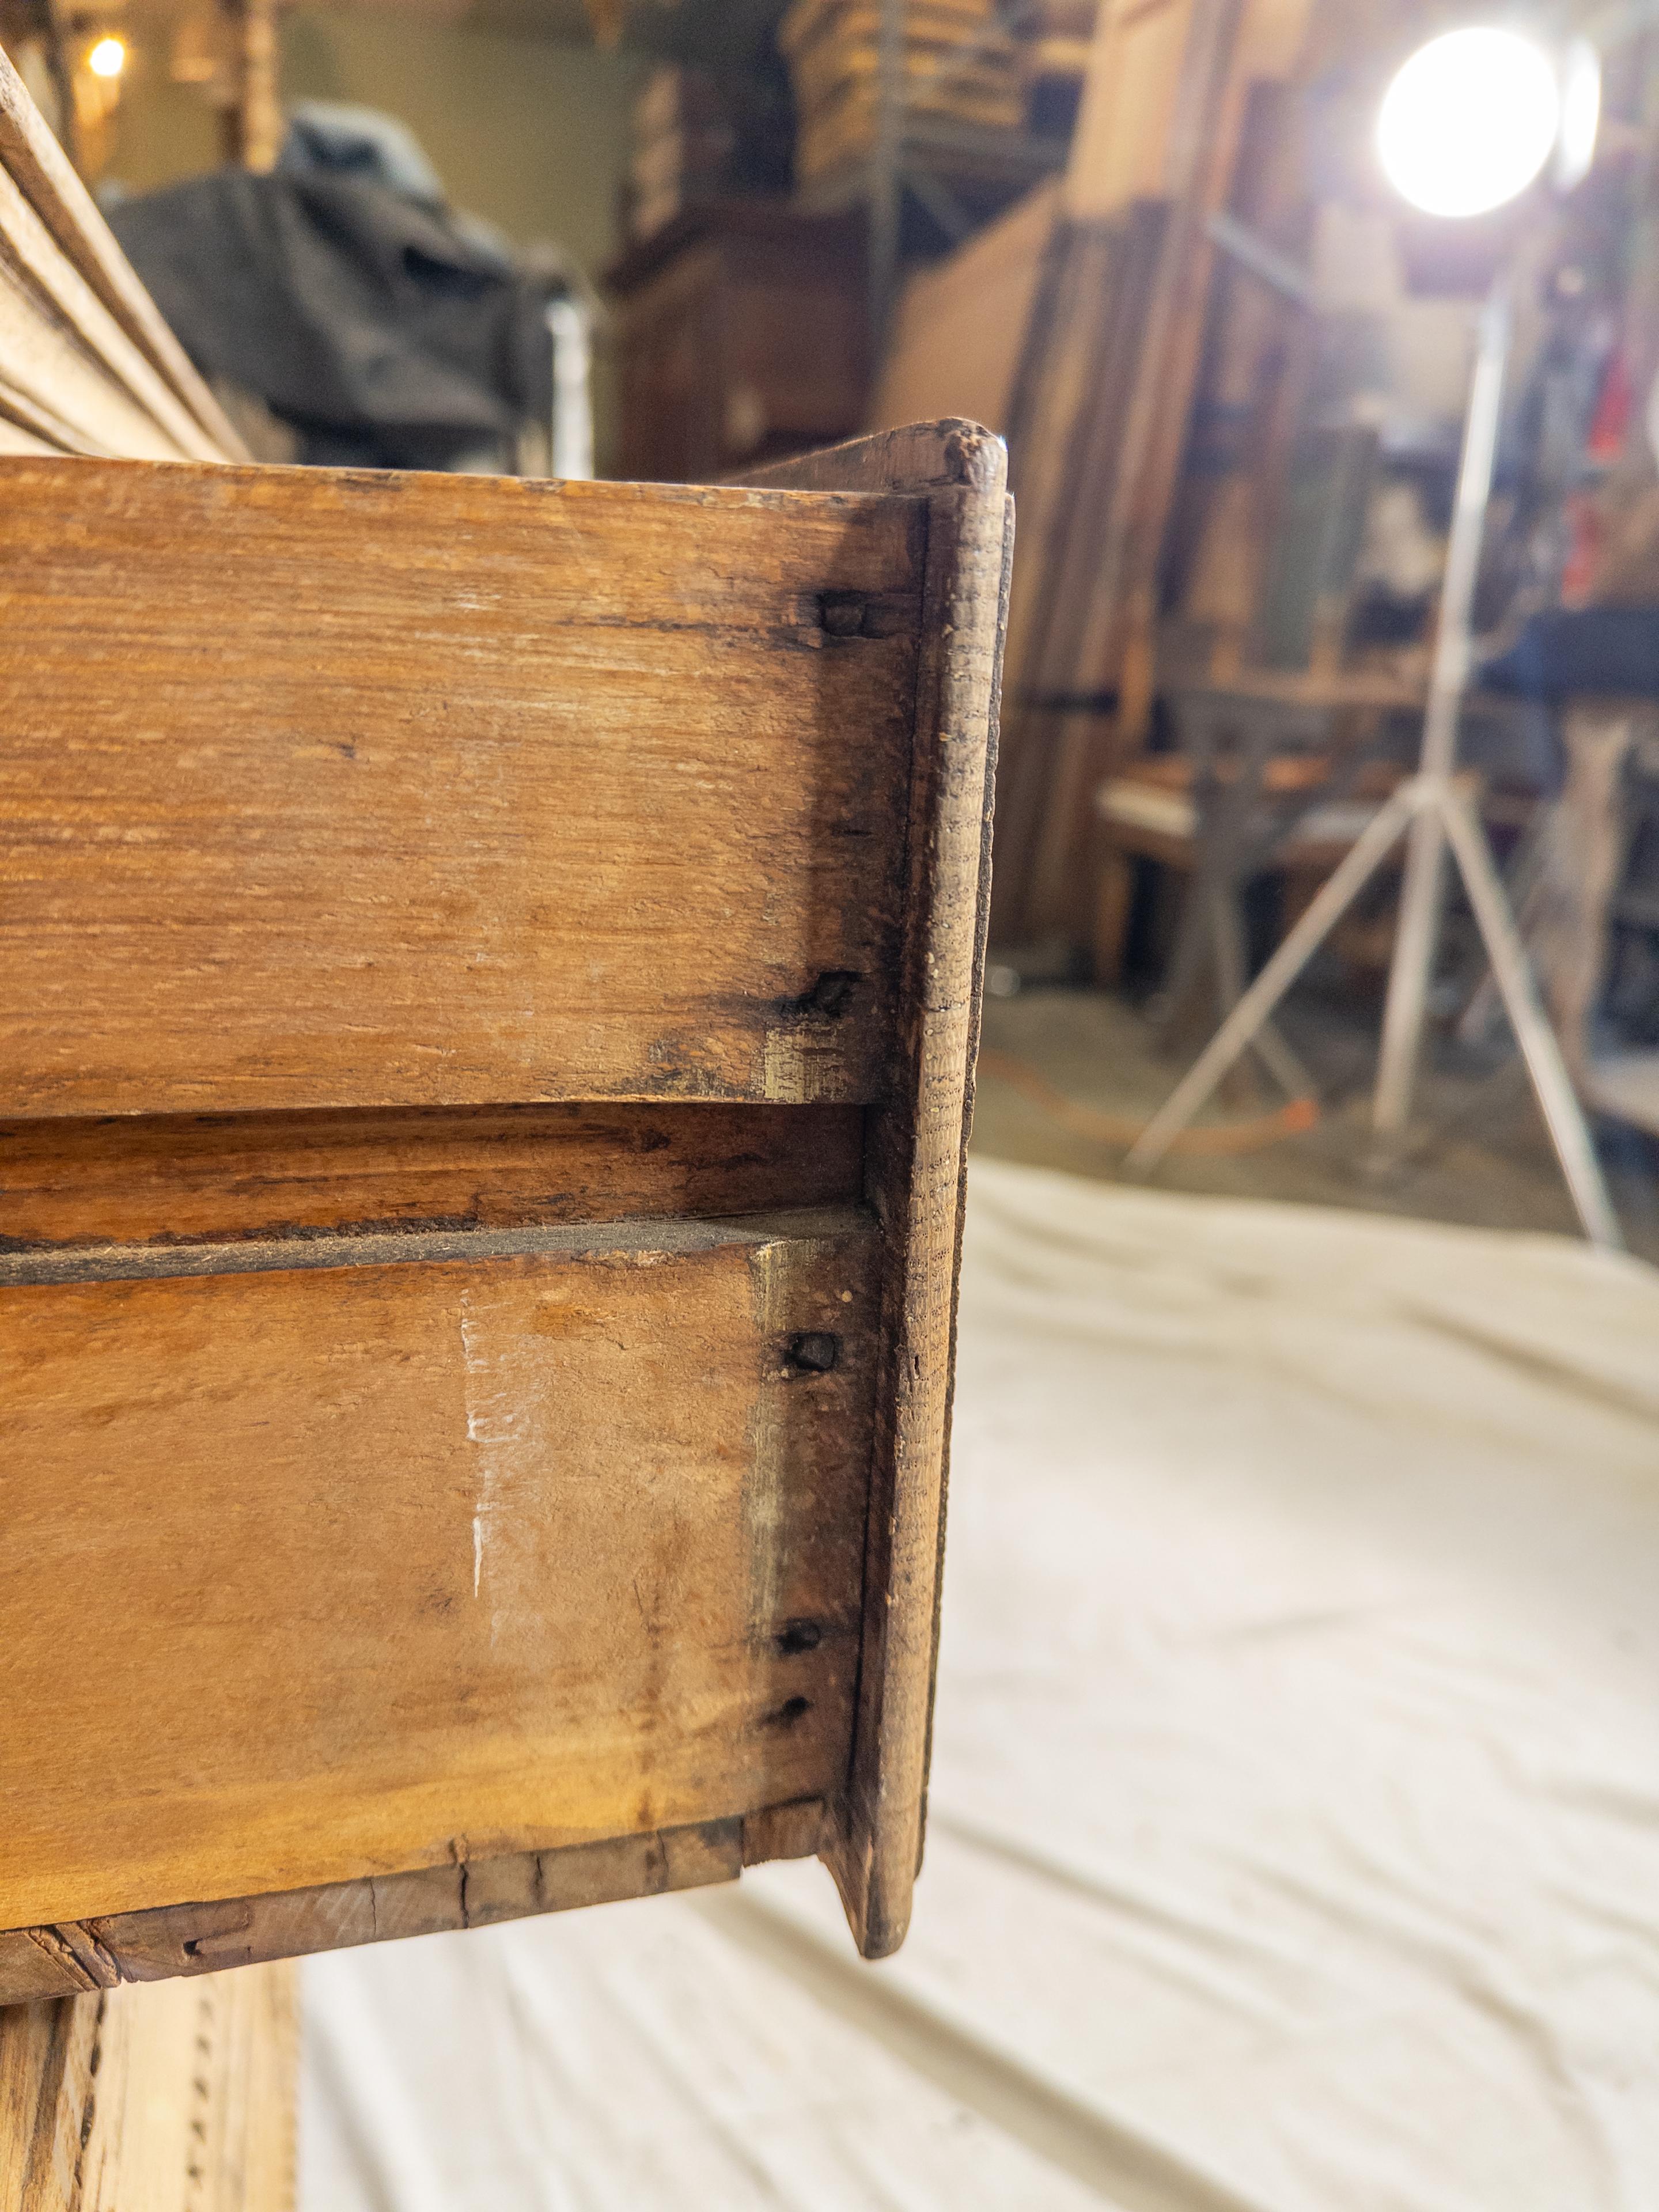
xmin=1378 ymin=27 xmax=1560 ymax=218
xmin=88 ymin=35 xmax=126 ymax=77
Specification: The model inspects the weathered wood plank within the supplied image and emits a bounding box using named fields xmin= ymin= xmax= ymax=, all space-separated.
xmin=0 ymin=460 xmax=923 ymax=1115
xmin=734 ymin=421 xmax=1012 ymax=1956
xmin=0 ymin=1216 xmax=875 ymax=1931
xmin=0 ymin=1101 xmax=864 ymax=1248
xmin=0 ymin=1964 xmax=297 ymax=2212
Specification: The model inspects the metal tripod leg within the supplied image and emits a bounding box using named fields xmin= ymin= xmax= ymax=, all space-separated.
xmin=1438 ymin=783 xmax=1623 ymax=1250
xmin=1124 ymin=787 xmax=1418 ymax=1174
xmin=1372 ymin=799 xmax=1448 ymax=1135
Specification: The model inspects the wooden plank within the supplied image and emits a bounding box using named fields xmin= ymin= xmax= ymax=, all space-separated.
xmin=0 ymin=40 xmax=245 ymax=459
xmin=0 ymin=1802 xmax=828 ymax=2005
xmin=0 ymin=459 xmax=925 ymax=1115
xmin=0 ymin=238 xmax=194 ymax=461
xmin=869 ymin=180 xmax=1060 ymax=437
xmin=0 ymin=1214 xmax=877 ymax=1931
xmin=0 ymin=1812 xmax=823 ymax=2006
xmin=733 ymin=421 xmax=1012 ymax=1956
xmin=0 ymin=1101 xmax=864 ymax=1248
xmin=990 ymin=0 xmax=1318 ymax=942
xmin=0 ymin=1964 xmax=297 ymax=2212
xmin=0 ymin=154 xmax=229 ymax=464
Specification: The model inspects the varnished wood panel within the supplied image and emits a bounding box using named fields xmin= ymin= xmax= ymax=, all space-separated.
xmin=0 ymin=459 xmax=923 ymax=1116
xmin=0 ymin=1964 xmax=296 ymax=2212
xmin=0 ymin=1101 xmax=863 ymax=1248
xmin=0 ymin=1215 xmax=876 ymax=1931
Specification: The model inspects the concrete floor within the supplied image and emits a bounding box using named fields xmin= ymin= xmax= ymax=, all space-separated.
xmin=972 ymin=983 xmax=1659 ymax=1265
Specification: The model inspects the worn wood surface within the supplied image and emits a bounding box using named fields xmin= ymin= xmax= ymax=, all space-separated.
xmin=2 ymin=1215 xmax=874 ymax=1931
xmin=0 ymin=1963 xmax=297 ymax=2212
xmin=0 ymin=1101 xmax=863 ymax=1249
xmin=0 ymin=1809 xmax=829 ymax=2006
xmin=0 ymin=43 xmax=243 ymax=463
xmin=0 ymin=460 xmax=922 ymax=1116
xmin=735 ymin=421 xmax=1012 ymax=1955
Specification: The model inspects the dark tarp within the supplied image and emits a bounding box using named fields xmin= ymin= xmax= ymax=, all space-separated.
xmin=109 ymin=168 xmax=556 ymax=471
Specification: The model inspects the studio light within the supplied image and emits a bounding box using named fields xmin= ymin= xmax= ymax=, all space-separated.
xmin=1132 ymin=18 xmax=1620 ymax=1245
xmin=1377 ymin=26 xmax=1560 ymax=218
xmin=88 ymin=35 xmax=127 ymax=78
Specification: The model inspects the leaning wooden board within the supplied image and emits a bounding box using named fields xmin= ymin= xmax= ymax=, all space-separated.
xmin=0 ymin=1963 xmax=298 ymax=2212
xmin=0 ymin=421 xmax=1012 ymax=1999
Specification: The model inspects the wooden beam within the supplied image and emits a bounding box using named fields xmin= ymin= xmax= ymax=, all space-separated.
xmin=0 ymin=1964 xmax=297 ymax=2212
xmin=0 ymin=41 xmax=247 ymax=457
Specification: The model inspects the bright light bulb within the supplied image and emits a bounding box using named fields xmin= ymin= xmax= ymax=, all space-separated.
xmin=87 ymin=34 xmax=126 ymax=77
xmin=1378 ymin=27 xmax=1559 ymax=218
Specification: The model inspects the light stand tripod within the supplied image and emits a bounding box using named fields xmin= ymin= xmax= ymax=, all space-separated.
xmin=1124 ymin=280 xmax=1623 ymax=1251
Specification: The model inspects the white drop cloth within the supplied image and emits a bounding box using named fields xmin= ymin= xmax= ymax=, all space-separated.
xmin=301 ymin=1160 xmax=1659 ymax=2211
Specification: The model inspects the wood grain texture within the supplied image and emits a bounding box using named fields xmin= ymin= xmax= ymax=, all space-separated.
xmin=1 ymin=1217 xmax=875 ymax=1930
xmin=0 ymin=1808 xmax=830 ymax=2005
xmin=0 ymin=1101 xmax=864 ymax=1248
xmin=0 ymin=40 xmax=244 ymax=461
xmin=0 ymin=460 xmax=922 ymax=1115
xmin=736 ymin=421 xmax=1012 ymax=1955
xmin=0 ymin=1963 xmax=296 ymax=2212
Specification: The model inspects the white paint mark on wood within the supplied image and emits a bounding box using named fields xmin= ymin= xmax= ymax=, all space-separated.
xmin=460 ymin=1286 xmax=528 ymax=1642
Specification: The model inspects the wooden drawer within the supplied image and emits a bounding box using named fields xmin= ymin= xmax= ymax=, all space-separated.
xmin=0 ymin=421 xmax=1011 ymax=2001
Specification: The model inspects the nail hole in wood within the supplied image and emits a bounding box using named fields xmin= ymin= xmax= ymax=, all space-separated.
xmin=818 ymin=591 xmax=866 ymax=637
xmin=788 ymin=969 xmax=859 ymax=1020
xmin=783 ymin=1331 xmax=839 ymax=1377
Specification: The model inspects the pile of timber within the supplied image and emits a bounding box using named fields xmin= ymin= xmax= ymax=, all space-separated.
xmin=627 ymin=65 xmax=736 ymax=243
xmin=868 ymin=0 xmax=1318 ymax=948
xmin=780 ymin=0 xmax=1025 ymax=184
xmin=0 ymin=41 xmax=242 ymax=460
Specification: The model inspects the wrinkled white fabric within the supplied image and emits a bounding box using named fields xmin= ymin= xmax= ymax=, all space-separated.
xmin=302 ymin=1161 xmax=1659 ymax=2211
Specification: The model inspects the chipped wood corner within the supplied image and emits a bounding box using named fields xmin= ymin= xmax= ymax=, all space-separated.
xmin=734 ymin=422 xmax=1015 ymax=1959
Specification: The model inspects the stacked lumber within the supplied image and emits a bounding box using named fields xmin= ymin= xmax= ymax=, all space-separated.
xmin=0 ymin=37 xmax=243 ymax=460
xmin=984 ymin=0 xmax=1316 ymax=945
xmin=781 ymin=0 xmax=1025 ymax=184
xmin=628 ymin=65 xmax=736 ymax=243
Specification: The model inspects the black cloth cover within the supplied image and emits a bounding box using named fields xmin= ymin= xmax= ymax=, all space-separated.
xmin=109 ymin=168 xmax=554 ymax=471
